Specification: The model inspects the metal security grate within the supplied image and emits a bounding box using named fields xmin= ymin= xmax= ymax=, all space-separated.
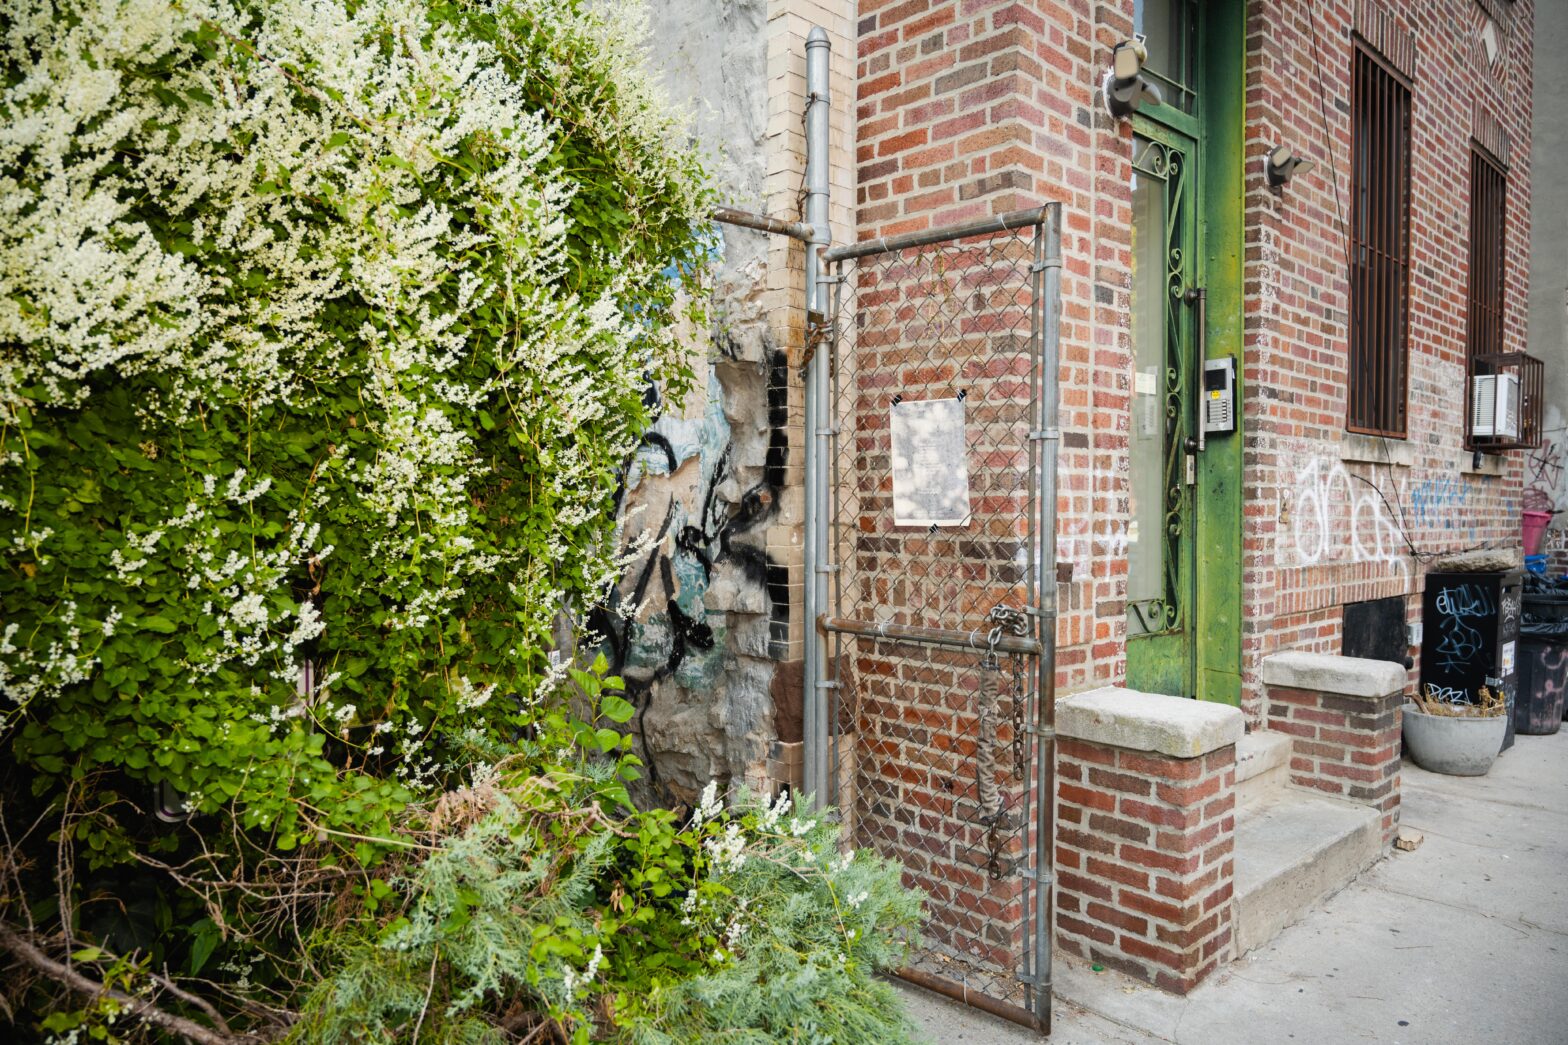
xmin=1460 ymin=140 xmax=1544 ymax=451
xmin=1470 ymin=351 xmax=1546 ymax=451
xmin=1466 ymin=149 xmax=1507 ymax=369
xmin=816 ymin=206 xmax=1061 ymax=1032
xmin=1348 ymin=45 xmax=1412 ymax=438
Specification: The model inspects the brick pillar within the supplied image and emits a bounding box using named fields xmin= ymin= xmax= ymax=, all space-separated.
xmin=1055 ymin=688 xmax=1244 ymax=993
xmin=1261 ymin=652 xmax=1407 ymax=846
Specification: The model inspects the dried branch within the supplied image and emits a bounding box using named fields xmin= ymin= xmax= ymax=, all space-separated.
xmin=159 ymin=963 xmax=235 ymax=1037
xmin=0 ymin=923 xmax=266 ymax=1045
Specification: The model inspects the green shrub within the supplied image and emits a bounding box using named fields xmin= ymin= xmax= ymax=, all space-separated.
xmin=290 ymin=743 xmax=922 ymax=1044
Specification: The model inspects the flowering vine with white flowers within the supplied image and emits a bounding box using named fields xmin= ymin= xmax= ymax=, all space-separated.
xmin=0 ymin=0 xmax=709 ymax=844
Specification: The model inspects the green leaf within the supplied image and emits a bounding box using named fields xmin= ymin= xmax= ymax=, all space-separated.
xmin=188 ymin=922 xmax=220 ymax=975
xmin=600 ymin=694 xmax=634 ymax=724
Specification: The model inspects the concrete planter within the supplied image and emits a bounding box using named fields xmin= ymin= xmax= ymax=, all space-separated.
xmin=1402 ymin=704 xmax=1506 ymax=776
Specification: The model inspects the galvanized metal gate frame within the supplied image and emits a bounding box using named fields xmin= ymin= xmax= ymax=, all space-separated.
xmin=810 ymin=204 xmax=1062 ymax=1033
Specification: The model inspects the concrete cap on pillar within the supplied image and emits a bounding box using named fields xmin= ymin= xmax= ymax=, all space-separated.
xmin=1259 ymin=651 xmax=1408 ymax=699
xmin=1057 ymin=686 xmax=1244 ymax=759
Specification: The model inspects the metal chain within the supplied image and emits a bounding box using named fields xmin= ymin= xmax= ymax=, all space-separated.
xmin=1010 ymin=651 xmax=1027 ymax=779
xmin=980 ymin=605 xmax=1031 ymax=880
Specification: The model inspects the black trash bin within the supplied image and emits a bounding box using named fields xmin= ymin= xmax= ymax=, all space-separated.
xmin=1517 ymin=592 xmax=1568 ymax=734
xmin=1422 ymin=570 xmax=1523 ymax=751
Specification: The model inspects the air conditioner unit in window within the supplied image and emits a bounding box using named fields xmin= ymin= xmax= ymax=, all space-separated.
xmin=1471 ymin=372 xmax=1521 ymax=440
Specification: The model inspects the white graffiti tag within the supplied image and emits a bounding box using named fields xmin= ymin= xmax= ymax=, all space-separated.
xmin=1290 ymin=458 xmax=1410 ymax=577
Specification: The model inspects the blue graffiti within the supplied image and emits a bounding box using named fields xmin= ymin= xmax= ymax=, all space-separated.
xmin=1410 ymin=474 xmax=1469 ymax=530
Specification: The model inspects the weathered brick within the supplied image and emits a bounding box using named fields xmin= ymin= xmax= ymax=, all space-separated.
xmin=1119 ymin=751 xmax=1205 ymax=780
xmin=1086 ymin=855 xmax=1152 ymax=891
xmin=1086 ymin=901 xmax=1150 ymax=937
xmin=1089 ymin=812 xmax=1153 ymax=845
xmin=840 ymin=0 xmax=1519 ymax=1003
xmin=1087 ymin=767 xmax=1156 ymax=796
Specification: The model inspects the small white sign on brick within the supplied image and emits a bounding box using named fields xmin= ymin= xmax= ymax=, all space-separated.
xmin=890 ymin=397 xmax=970 ymax=527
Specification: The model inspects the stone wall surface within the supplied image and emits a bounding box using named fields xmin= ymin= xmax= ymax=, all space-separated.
xmin=616 ymin=0 xmax=857 ymax=803
xmin=611 ymin=0 xmax=781 ymax=802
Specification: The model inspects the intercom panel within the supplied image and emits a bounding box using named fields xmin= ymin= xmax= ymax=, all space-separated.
xmin=1202 ymin=357 xmax=1236 ymax=436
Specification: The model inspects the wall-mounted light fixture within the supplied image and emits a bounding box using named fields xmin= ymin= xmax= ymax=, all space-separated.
xmin=1104 ymin=37 xmax=1163 ymax=119
xmin=1265 ymin=144 xmax=1314 ymax=189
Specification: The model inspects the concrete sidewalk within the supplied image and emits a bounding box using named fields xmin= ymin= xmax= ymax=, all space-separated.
xmin=902 ymin=730 xmax=1568 ymax=1044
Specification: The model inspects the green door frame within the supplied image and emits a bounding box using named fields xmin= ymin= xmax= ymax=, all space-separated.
xmin=1193 ymin=0 xmax=1245 ymax=706
xmin=1124 ymin=0 xmax=1245 ymax=705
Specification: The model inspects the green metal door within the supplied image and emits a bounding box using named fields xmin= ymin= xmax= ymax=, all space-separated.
xmin=1125 ymin=125 xmax=1198 ymax=696
xmin=1124 ymin=0 xmax=1245 ymax=702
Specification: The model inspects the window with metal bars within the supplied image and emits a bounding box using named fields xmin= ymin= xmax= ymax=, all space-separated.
xmin=1467 ymin=150 xmax=1506 ymax=364
xmin=1347 ymin=46 xmax=1412 ymax=438
xmin=1460 ymin=146 xmax=1543 ymax=451
xmin=1465 ymin=148 xmax=1506 ymax=449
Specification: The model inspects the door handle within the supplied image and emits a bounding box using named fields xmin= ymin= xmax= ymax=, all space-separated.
xmin=1183 ymin=287 xmax=1207 ymax=453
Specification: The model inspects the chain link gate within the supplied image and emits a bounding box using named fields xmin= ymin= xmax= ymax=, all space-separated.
xmin=814 ymin=205 xmax=1062 ymax=1032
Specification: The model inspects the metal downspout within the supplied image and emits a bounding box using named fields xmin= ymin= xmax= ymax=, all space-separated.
xmin=802 ymin=26 xmax=832 ymax=809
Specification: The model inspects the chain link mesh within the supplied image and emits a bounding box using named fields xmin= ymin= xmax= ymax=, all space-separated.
xmin=823 ymin=223 xmax=1044 ymax=1012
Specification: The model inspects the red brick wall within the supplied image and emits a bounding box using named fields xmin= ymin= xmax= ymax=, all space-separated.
xmin=1241 ymin=0 xmax=1536 ymax=718
xmin=1265 ymin=684 xmax=1403 ymax=844
xmin=855 ymin=0 xmax=1536 ymax=721
xmin=837 ymin=0 xmax=1532 ymax=996
xmin=1055 ymin=737 xmax=1237 ymax=992
xmin=855 ymin=0 xmax=1139 ymax=697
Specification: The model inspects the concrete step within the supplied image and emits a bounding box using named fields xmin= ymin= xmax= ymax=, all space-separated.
xmin=1232 ymin=790 xmax=1381 ymax=957
xmin=1234 ymin=730 xmax=1291 ymax=810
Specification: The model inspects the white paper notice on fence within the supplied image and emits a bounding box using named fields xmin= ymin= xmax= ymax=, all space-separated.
xmin=890 ymin=397 xmax=971 ymax=527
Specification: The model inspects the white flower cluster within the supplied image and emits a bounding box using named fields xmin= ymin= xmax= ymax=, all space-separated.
xmin=690 ymin=780 xmax=724 ymax=829
xmin=0 ymin=604 xmax=92 ymax=720
xmin=452 ymin=676 xmax=497 ymax=712
xmin=559 ymin=943 xmax=603 ymax=1004
xmin=757 ymin=788 xmax=792 ymax=831
xmin=703 ymin=821 xmax=748 ymax=875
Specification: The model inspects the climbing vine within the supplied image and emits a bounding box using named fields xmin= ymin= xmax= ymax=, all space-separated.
xmin=0 ymin=0 xmax=707 ymax=843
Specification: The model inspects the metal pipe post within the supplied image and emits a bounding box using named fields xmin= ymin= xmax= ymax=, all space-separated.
xmin=802 ymin=26 xmax=832 ymax=808
xmin=1031 ymin=202 xmax=1063 ymax=1033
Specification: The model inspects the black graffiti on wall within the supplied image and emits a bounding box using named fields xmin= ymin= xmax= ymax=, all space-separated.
xmin=588 ymin=347 xmax=793 ymax=791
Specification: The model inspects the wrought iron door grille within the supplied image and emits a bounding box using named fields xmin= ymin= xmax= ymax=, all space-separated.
xmin=817 ymin=206 xmax=1061 ymax=1032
